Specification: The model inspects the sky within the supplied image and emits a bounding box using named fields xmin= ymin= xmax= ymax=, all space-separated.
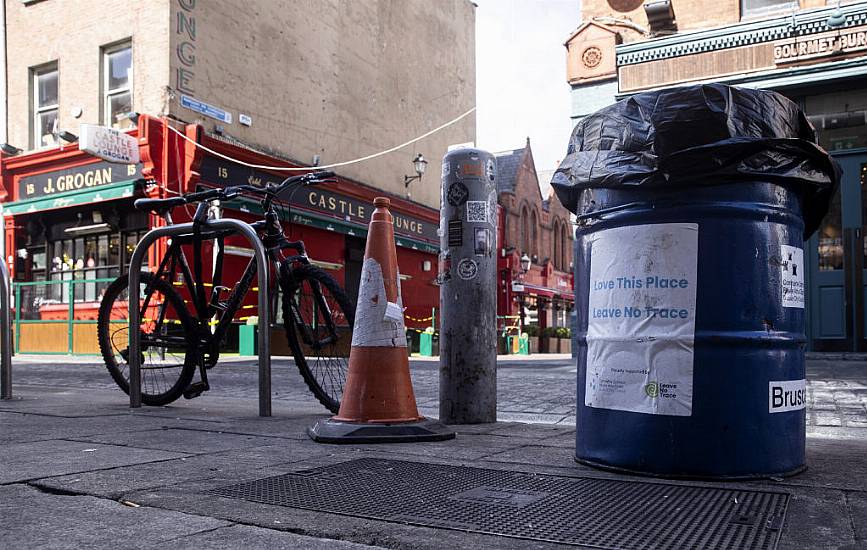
xmin=474 ymin=0 xmax=580 ymax=178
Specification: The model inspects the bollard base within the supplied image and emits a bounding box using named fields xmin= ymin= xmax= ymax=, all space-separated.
xmin=308 ymin=417 xmax=456 ymax=444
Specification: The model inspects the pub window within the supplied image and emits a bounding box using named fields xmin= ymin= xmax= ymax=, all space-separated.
xmin=102 ymin=42 xmax=133 ymax=129
xmin=741 ymin=0 xmax=798 ymax=18
xmin=47 ymin=233 xmax=124 ymax=304
xmin=31 ymin=64 xmax=58 ymax=149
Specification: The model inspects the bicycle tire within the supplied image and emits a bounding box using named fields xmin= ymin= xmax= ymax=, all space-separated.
xmin=97 ymin=272 xmax=197 ymax=406
xmin=280 ymin=263 xmax=355 ymax=414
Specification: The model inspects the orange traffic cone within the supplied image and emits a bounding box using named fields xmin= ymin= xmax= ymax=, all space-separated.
xmin=308 ymin=197 xmax=455 ymax=443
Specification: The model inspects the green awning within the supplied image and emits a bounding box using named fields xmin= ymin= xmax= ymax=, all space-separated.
xmin=2 ymin=180 xmax=137 ymax=215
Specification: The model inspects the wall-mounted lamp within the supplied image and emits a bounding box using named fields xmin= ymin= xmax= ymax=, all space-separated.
xmin=520 ymin=253 xmax=531 ymax=274
xmin=403 ymin=153 xmax=428 ymax=198
xmin=0 ymin=143 xmax=22 ymax=155
xmin=117 ymin=111 xmax=140 ymax=125
xmin=57 ymin=130 xmax=78 ymax=143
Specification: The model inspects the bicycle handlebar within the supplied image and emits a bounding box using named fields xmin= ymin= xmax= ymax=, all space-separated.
xmin=184 ymin=170 xmax=335 ymax=205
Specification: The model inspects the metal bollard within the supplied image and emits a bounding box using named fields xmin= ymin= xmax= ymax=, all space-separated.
xmin=128 ymin=219 xmax=272 ymax=416
xmin=0 ymin=261 xmax=12 ymax=400
xmin=438 ymin=148 xmax=498 ymax=424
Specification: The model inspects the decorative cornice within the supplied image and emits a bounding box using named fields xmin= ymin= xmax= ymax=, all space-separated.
xmin=616 ymin=4 xmax=867 ymax=66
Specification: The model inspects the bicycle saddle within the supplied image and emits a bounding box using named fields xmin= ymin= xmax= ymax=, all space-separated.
xmin=134 ymin=197 xmax=186 ymax=215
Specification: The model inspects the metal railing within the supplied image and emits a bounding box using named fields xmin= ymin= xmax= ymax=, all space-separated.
xmin=127 ymin=218 xmax=272 ymax=416
xmin=12 ymin=277 xmax=116 ymax=355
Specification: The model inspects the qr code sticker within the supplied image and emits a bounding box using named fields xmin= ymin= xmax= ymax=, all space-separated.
xmin=466 ymin=201 xmax=488 ymax=223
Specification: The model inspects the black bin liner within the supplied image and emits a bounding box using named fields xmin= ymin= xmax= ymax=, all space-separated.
xmin=552 ymin=84 xmax=840 ymax=239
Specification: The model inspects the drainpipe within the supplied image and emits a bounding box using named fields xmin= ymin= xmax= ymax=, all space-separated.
xmin=0 ymin=0 xmax=7 ymax=145
xmin=0 ymin=0 xmax=7 ymax=264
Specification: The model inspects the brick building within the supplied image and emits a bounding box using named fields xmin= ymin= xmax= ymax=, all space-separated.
xmin=495 ymin=139 xmax=574 ymax=333
xmin=564 ymin=0 xmax=867 ymax=351
xmin=565 ymin=0 xmax=834 ymax=123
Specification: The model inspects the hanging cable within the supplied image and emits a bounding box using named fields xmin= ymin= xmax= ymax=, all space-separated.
xmin=164 ymin=106 xmax=476 ymax=171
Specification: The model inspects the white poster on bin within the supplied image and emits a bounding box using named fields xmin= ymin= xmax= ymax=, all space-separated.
xmin=780 ymin=245 xmax=805 ymax=308
xmin=585 ymin=223 xmax=698 ymax=416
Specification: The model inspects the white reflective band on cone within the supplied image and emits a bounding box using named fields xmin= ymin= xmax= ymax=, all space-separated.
xmin=351 ymin=257 xmax=407 ymax=348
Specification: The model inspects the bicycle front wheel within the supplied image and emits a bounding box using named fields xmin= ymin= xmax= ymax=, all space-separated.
xmin=281 ymin=264 xmax=355 ymax=414
xmin=97 ymin=272 xmax=197 ymax=406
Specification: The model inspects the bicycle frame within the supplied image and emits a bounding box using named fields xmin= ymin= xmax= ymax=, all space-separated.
xmin=149 ymin=194 xmax=341 ymax=357
xmin=129 ymin=174 xmax=344 ymax=415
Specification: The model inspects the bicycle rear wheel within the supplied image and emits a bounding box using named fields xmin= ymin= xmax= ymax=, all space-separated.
xmin=97 ymin=272 xmax=197 ymax=406
xmin=281 ymin=263 xmax=355 ymax=414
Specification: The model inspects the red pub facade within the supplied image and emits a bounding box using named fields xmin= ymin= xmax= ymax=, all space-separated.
xmin=0 ymin=116 xmax=440 ymax=353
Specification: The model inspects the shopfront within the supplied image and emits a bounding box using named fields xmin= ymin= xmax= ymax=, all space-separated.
xmin=614 ymin=3 xmax=867 ymax=351
xmin=0 ymin=116 xmax=441 ymax=353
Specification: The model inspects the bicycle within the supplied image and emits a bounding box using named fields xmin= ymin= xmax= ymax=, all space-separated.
xmin=96 ymin=171 xmax=354 ymax=412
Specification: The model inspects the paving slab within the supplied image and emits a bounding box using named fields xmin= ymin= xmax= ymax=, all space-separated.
xmin=344 ymin=432 xmax=542 ymax=461
xmin=0 ymin=439 xmax=188 ymax=484
xmin=0 ymin=410 xmax=225 ymax=444
xmin=1 ymin=356 xmax=865 ymax=549
xmin=69 ymin=427 xmax=289 ymax=455
xmin=847 ymin=491 xmax=867 ymax=542
xmin=34 ymin=442 xmax=334 ymax=499
xmin=0 ymin=484 xmax=230 ymax=550
xmin=168 ymin=524 xmax=388 ymax=549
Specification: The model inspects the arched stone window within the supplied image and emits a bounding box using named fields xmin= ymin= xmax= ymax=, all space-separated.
xmin=520 ymin=206 xmax=530 ymax=255
xmin=531 ymin=209 xmax=538 ymax=259
xmin=561 ymin=223 xmax=570 ymax=271
xmin=552 ymin=219 xmax=561 ymax=269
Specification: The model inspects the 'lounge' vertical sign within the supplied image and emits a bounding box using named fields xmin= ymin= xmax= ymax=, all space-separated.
xmin=176 ymin=0 xmax=196 ymax=94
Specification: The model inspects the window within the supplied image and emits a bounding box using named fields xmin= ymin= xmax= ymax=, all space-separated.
xmin=521 ymin=207 xmax=530 ymax=255
xmin=531 ymin=210 xmax=539 ymax=260
xmin=804 ymin=88 xmax=867 ymax=151
xmin=32 ymin=64 xmax=58 ymax=149
xmin=103 ymin=42 xmax=132 ymax=129
xmin=47 ymin=232 xmax=125 ymax=303
xmin=551 ymin=220 xmax=563 ymax=269
xmin=741 ymin=0 xmax=798 ymax=18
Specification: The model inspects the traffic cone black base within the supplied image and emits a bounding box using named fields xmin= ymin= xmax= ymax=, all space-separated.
xmin=308 ymin=417 xmax=455 ymax=444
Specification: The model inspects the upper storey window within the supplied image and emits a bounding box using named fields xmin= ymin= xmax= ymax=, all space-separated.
xmin=741 ymin=0 xmax=799 ymax=19
xmin=103 ymin=42 xmax=133 ymax=129
xmin=32 ymin=64 xmax=58 ymax=149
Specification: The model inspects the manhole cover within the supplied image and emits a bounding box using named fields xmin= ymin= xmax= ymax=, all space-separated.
xmin=207 ymin=458 xmax=789 ymax=549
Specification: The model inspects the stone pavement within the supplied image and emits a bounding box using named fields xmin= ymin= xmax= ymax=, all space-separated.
xmin=0 ymin=357 xmax=865 ymax=549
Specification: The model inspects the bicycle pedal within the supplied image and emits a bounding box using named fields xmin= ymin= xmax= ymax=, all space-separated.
xmin=182 ymin=381 xmax=210 ymax=400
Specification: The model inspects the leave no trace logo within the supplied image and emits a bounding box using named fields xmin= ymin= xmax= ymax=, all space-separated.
xmin=644 ymin=381 xmax=659 ymax=398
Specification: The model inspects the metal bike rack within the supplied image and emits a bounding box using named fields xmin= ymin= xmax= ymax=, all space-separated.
xmin=0 ymin=260 xmax=13 ymax=400
xmin=128 ymin=219 xmax=272 ymax=416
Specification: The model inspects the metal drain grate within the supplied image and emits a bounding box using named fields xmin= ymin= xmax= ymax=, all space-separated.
xmin=207 ymin=458 xmax=789 ymax=550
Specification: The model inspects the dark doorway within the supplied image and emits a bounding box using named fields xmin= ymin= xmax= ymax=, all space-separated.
xmin=344 ymin=236 xmax=366 ymax=307
xmin=807 ymin=151 xmax=867 ymax=351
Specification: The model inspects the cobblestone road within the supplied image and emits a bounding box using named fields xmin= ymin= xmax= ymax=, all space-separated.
xmin=8 ymin=355 xmax=867 ymax=429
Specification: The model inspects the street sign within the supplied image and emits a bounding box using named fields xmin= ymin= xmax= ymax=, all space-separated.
xmin=79 ymin=124 xmax=139 ymax=164
xmin=180 ymin=94 xmax=232 ymax=124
